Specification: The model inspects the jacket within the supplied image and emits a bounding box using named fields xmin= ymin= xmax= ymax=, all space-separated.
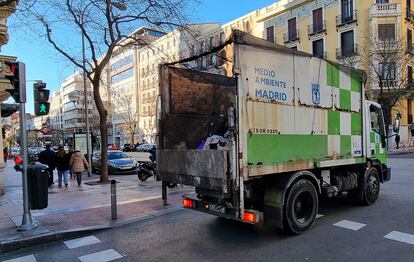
xmin=69 ymin=151 xmax=88 ymax=173
xmin=38 ymin=149 xmax=57 ymax=170
xmin=56 ymin=153 xmax=70 ymax=171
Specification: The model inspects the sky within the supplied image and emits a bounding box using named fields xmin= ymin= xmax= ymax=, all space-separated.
xmin=1 ymin=0 xmax=278 ymax=113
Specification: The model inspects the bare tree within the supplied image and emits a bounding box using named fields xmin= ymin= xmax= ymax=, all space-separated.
xmin=360 ymin=29 xmax=413 ymax=133
xmin=15 ymin=0 xmax=194 ymax=182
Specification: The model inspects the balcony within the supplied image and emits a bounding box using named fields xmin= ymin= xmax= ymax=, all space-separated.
xmin=336 ymin=44 xmax=358 ymax=59
xmin=308 ymin=21 xmax=326 ymax=36
xmin=370 ymin=3 xmax=401 ymax=17
xmin=406 ymin=8 xmax=414 ymax=21
xmin=336 ymin=10 xmax=357 ymax=27
xmin=283 ymin=29 xmax=300 ymax=43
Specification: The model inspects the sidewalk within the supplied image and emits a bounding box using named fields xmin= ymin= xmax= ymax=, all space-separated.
xmin=387 ymin=145 xmax=414 ymax=155
xmin=0 ymin=161 xmax=189 ymax=253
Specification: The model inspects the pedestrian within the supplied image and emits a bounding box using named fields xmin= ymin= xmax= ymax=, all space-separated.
xmin=56 ymin=146 xmax=70 ymax=188
xmin=69 ymin=147 xmax=88 ymax=187
xmin=38 ymin=143 xmax=57 ymax=187
xmin=67 ymin=146 xmax=74 ymax=179
xmin=395 ymin=133 xmax=400 ymax=149
xmin=3 ymin=148 xmax=8 ymax=163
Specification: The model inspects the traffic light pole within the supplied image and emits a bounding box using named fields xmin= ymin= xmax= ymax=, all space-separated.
xmin=18 ymin=97 xmax=36 ymax=231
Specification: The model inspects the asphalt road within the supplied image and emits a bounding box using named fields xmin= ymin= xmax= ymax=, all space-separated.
xmin=2 ymin=154 xmax=414 ymax=262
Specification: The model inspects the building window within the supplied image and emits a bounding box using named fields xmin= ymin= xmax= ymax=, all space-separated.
xmin=339 ymin=30 xmax=356 ymax=57
xmin=313 ymin=39 xmax=324 ymax=58
xmin=312 ymin=8 xmax=324 ymax=33
xmin=111 ymin=68 xmax=134 ymax=84
xmin=376 ymin=0 xmax=389 ymax=3
xmin=378 ymin=24 xmax=395 ymax=41
xmin=284 ymin=18 xmax=299 ymax=43
xmin=408 ymin=65 xmax=413 ymax=85
xmin=408 ymin=29 xmax=413 ymax=49
xmin=266 ymin=26 xmax=274 ymax=43
xmin=244 ymin=21 xmax=250 ymax=33
xmin=220 ymin=32 xmax=225 ymax=44
xmin=380 ymin=62 xmax=396 ymax=80
xmin=341 ymin=0 xmax=354 ymax=22
xmin=111 ymin=54 xmax=133 ymax=71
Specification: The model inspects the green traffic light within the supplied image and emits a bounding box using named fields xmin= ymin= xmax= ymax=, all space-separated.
xmin=40 ymin=103 xmax=46 ymax=113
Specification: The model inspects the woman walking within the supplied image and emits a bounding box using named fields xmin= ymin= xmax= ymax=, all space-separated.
xmin=56 ymin=146 xmax=70 ymax=188
xmin=69 ymin=147 xmax=88 ymax=187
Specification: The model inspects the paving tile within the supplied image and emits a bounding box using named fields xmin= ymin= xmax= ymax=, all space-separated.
xmin=333 ymin=220 xmax=366 ymax=231
xmin=64 ymin=235 xmax=101 ymax=249
xmin=78 ymin=249 xmax=123 ymax=262
xmin=2 ymin=254 xmax=37 ymax=262
xmin=384 ymin=231 xmax=414 ymax=245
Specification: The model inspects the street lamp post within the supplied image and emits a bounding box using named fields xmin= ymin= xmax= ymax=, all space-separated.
xmin=80 ymin=17 xmax=92 ymax=177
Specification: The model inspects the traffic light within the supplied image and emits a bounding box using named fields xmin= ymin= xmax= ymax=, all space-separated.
xmin=4 ymin=61 xmax=26 ymax=103
xmin=34 ymin=82 xmax=50 ymax=116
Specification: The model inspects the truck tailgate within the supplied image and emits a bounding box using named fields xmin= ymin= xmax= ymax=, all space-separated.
xmin=157 ymin=150 xmax=229 ymax=192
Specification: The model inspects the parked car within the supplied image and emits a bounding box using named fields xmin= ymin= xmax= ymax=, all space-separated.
xmin=122 ymin=143 xmax=134 ymax=152
xmin=92 ymin=150 xmax=138 ymax=175
xmin=136 ymin=143 xmax=155 ymax=152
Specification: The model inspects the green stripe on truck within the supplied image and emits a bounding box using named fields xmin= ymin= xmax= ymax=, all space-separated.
xmin=328 ymin=111 xmax=340 ymax=135
xmin=351 ymin=113 xmax=362 ymax=135
xmin=340 ymin=89 xmax=351 ymax=110
xmin=247 ymin=134 xmax=328 ymax=166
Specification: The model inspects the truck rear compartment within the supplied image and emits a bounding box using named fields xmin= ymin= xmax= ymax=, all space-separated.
xmin=157 ymin=66 xmax=237 ymax=198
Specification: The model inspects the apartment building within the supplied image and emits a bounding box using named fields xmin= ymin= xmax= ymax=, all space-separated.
xmin=250 ymin=0 xmax=414 ymax=145
xmin=103 ymin=27 xmax=166 ymax=146
xmin=59 ymin=71 xmax=96 ymax=144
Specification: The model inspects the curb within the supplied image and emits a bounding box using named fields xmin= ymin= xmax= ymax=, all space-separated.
xmin=0 ymin=206 xmax=182 ymax=253
xmin=388 ymin=150 xmax=414 ymax=156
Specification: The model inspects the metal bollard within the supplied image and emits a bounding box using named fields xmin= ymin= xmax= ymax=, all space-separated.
xmin=162 ymin=181 xmax=168 ymax=206
xmin=111 ymin=180 xmax=117 ymax=220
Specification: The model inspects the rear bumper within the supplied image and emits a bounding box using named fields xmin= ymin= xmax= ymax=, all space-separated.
xmin=182 ymin=195 xmax=261 ymax=224
xmin=110 ymin=167 xmax=138 ymax=175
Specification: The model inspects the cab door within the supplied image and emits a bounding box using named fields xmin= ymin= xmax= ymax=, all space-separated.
xmin=368 ymin=102 xmax=387 ymax=163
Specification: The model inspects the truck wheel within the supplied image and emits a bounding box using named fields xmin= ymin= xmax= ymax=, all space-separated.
xmin=284 ymin=179 xmax=318 ymax=234
xmin=362 ymin=167 xmax=380 ymax=205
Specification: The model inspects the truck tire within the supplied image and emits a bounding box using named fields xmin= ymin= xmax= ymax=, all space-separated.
xmin=283 ymin=179 xmax=318 ymax=234
xmin=362 ymin=167 xmax=380 ymax=205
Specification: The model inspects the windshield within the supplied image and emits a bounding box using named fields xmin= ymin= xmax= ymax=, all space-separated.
xmin=108 ymin=152 xmax=128 ymax=160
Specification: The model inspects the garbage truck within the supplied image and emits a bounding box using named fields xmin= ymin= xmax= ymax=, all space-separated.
xmin=157 ymin=30 xmax=392 ymax=234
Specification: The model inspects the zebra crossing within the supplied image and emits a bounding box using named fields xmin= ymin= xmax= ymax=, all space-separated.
xmin=2 ymin=235 xmax=123 ymax=262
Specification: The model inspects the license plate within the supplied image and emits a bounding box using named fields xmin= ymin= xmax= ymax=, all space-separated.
xmin=208 ymin=204 xmax=226 ymax=214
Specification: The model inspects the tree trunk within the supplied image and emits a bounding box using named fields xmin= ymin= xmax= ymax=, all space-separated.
xmin=92 ymin=80 xmax=109 ymax=183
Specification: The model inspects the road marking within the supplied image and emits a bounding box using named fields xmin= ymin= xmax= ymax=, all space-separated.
xmin=3 ymin=255 xmax=36 ymax=262
xmin=384 ymin=231 xmax=414 ymax=245
xmin=333 ymin=220 xmax=366 ymax=231
xmin=64 ymin=236 xmax=101 ymax=249
xmin=316 ymin=214 xmax=324 ymax=219
xmin=78 ymin=249 xmax=123 ymax=262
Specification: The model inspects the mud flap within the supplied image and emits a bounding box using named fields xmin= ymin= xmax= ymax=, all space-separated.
xmin=264 ymin=185 xmax=284 ymax=229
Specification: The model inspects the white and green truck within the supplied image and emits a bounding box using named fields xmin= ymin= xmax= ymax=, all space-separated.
xmin=157 ymin=30 xmax=392 ymax=234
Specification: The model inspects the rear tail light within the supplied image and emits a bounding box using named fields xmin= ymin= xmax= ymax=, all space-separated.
xmin=242 ymin=211 xmax=257 ymax=223
xmin=183 ymin=199 xmax=194 ymax=208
